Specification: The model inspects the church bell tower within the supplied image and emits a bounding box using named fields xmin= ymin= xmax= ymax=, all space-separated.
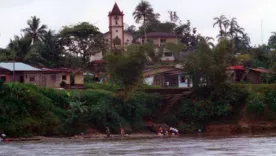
xmin=108 ymin=3 xmax=124 ymax=48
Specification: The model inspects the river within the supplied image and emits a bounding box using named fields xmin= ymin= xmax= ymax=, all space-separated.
xmin=1 ymin=134 xmax=276 ymax=156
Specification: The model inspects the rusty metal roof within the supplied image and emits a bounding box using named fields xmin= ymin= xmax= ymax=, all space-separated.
xmin=109 ymin=3 xmax=123 ymax=16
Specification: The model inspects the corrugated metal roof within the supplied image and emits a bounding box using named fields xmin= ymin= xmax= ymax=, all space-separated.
xmin=0 ymin=62 xmax=40 ymax=71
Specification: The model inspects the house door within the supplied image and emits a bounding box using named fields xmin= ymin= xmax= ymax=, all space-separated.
xmin=20 ymin=76 xmax=24 ymax=83
xmin=42 ymin=76 xmax=46 ymax=87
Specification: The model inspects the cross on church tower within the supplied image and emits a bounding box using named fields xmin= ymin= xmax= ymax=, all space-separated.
xmin=114 ymin=16 xmax=119 ymax=25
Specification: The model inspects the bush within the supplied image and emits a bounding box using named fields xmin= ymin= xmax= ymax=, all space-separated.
xmin=0 ymin=83 xmax=65 ymax=137
xmin=265 ymin=89 xmax=276 ymax=112
xmin=84 ymin=82 xmax=120 ymax=91
xmin=247 ymin=93 xmax=265 ymax=115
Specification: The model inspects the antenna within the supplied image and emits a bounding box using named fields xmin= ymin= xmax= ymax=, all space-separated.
xmin=261 ymin=19 xmax=263 ymax=45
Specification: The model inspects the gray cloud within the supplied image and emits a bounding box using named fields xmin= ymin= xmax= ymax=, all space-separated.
xmin=0 ymin=0 xmax=275 ymax=48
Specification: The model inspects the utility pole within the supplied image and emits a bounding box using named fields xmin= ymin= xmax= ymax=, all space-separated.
xmin=12 ymin=47 xmax=15 ymax=82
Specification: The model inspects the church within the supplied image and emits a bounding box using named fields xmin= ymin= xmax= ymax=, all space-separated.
xmin=90 ymin=3 xmax=133 ymax=62
xmin=90 ymin=2 xmax=179 ymax=63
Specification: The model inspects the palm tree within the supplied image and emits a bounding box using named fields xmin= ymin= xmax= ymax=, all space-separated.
xmin=22 ymin=16 xmax=47 ymax=44
xmin=133 ymin=0 xmax=155 ymax=42
xmin=229 ymin=18 xmax=237 ymax=37
xmin=40 ymin=30 xmax=63 ymax=67
xmin=197 ymin=36 xmax=215 ymax=48
xmin=213 ymin=15 xmax=227 ymax=39
xmin=240 ymin=33 xmax=251 ymax=50
xmin=8 ymin=35 xmax=32 ymax=61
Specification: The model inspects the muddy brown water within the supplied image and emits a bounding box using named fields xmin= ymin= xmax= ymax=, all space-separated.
xmin=1 ymin=134 xmax=276 ymax=156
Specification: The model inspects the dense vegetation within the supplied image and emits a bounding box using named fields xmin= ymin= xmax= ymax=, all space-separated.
xmin=0 ymin=82 xmax=162 ymax=137
xmin=2 ymin=81 xmax=276 ymax=137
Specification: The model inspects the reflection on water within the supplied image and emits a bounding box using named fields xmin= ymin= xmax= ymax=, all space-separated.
xmin=1 ymin=134 xmax=276 ymax=156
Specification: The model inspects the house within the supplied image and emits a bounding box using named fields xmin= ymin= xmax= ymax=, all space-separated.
xmin=226 ymin=66 xmax=270 ymax=84
xmin=138 ymin=32 xmax=179 ymax=62
xmin=0 ymin=62 xmax=41 ymax=85
xmin=143 ymin=66 xmax=193 ymax=88
xmin=41 ymin=68 xmax=84 ymax=89
xmin=0 ymin=62 xmax=84 ymax=89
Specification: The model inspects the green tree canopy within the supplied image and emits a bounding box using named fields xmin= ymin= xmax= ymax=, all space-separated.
xmin=183 ymin=40 xmax=227 ymax=88
xmin=104 ymin=45 xmax=146 ymax=97
xmin=60 ymin=22 xmax=106 ymax=64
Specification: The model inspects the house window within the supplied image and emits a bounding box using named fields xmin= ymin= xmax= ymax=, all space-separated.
xmin=180 ymin=76 xmax=186 ymax=83
xmin=51 ymin=75 xmax=57 ymax=81
xmin=62 ymin=75 xmax=67 ymax=81
xmin=160 ymin=39 xmax=166 ymax=44
xmin=164 ymin=52 xmax=173 ymax=57
xmin=29 ymin=76 xmax=35 ymax=82
xmin=0 ymin=76 xmax=6 ymax=82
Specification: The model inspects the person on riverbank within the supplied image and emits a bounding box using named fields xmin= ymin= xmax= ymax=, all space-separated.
xmin=169 ymin=127 xmax=179 ymax=136
xmin=120 ymin=127 xmax=125 ymax=136
xmin=106 ymin=126 xmax=110 ymax=137
xmin=157 ymin=126 xmax=163 ymax=136
xmin=1 ymin=131 xmax=8 ymax=143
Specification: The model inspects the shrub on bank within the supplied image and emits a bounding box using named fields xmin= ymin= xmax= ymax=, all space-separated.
xmin=247 ymin=92 xmax=265 ymax=115
xmin=0 ymin=83 xmax=64 ymax=137
xmin=84 ymin=82 xmax=120 ymax=91
xmin=177 ymin=84 xmax=248 ymax=122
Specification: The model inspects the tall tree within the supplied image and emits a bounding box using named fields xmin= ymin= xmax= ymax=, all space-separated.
xmin=104 ymin=46 xmax=146 ymax=98
xmin=268 ymin=32 xmax=276 ymax=48
xmin=22 ymin=16 xmax=47 ymax=44
xmin=168 ymin=11 xmax=179 ymax=23
xmin=7 ymin=35 xmax=32 ymax=61
xmin=133 ymin=0 xmax=156 ymax=42
xmin=175 ymin=20 xmax=198 ymax=51
xmin=60 ymin=22 xmax=106 ymax=64
xmin=39 ymin=30 xmax=65 ymax=67
xmin=7 ymin=35 xmax=42 ymax=65
xmin=183 ymin=40 xmax=227 ymax=88
xmin=213 ymin=15 xmax=227 ymax=39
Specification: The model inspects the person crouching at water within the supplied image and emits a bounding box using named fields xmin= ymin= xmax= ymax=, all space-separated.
xmin=1 ymin=131 xmax=8 ymax=143
xmin=157 ymin=126 xmax=163 ymax=136
xmin=106 ymin=126 xmax=111 ymax=138
xmin=169 ymin=127 xmax=179 ymax=136
xmin=120 ymin=127 xmax=124 ymax=136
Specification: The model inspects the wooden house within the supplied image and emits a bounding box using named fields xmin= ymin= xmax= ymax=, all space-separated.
xmin=143 ymin=66 xmax=193 ymax=88
xmin=226 ymin=66 xmax=270 ymax=84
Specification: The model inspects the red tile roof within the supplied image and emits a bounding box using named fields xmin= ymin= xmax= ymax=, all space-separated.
xmin=226 ymin=66 xmax=244 ymax=70
xmin=226 ymin=66 xmax=270 ymax=73
xmin=109 ymin=3 xmax=123 ymax=16
xmin=249 ymin=67 xmax=270 ymax=73
xmin=141 ymin=32 xmax=178 ymax=38
xmin=92 ymin=60 xmax=105 ymax=64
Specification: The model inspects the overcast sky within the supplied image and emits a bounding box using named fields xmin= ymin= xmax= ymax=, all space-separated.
xmin=0 ymin=0 xmax=275 ymax=48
